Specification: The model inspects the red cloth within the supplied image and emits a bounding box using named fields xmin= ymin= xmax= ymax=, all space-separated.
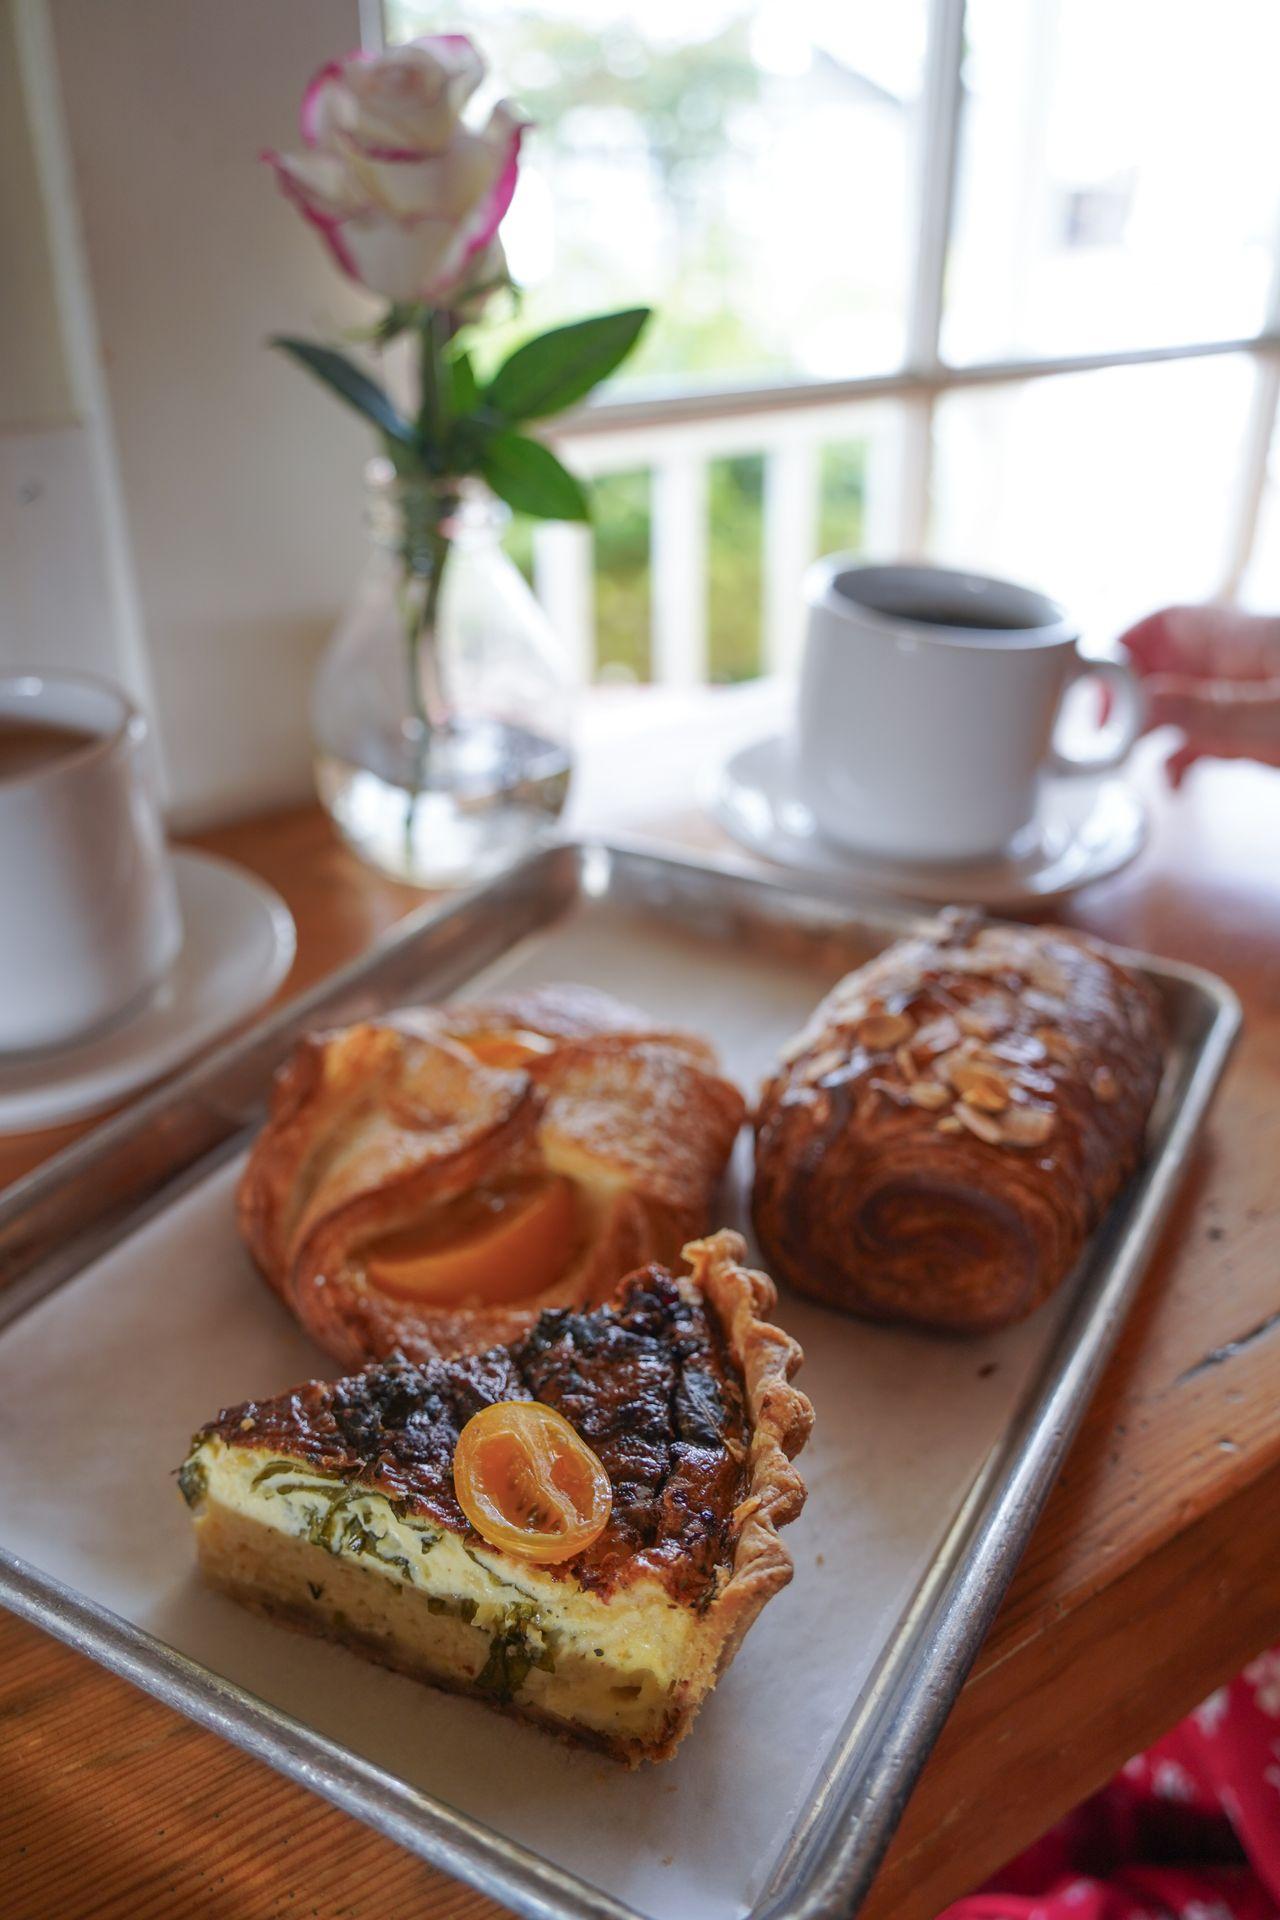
xmin=939 ymin=1650 xmax=1280 ymax=1920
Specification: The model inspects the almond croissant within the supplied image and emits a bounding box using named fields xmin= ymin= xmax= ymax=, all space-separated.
xmin=753 ymin=914 xmax=1165 ymax=1332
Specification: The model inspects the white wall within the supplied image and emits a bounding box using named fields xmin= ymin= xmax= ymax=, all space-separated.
xmin=2 ymin=0 xmax=159 ymax=716
xmin=40 ymin=0 xmax=375 ymax=825
xmin=0 ymin=0 xmax=72 ymax=429
xmin=0 ymin=427 xmax=126 ymax=681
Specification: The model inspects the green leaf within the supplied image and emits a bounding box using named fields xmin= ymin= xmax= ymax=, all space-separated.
xmin=481 ymin=432 xmax=590 ymax=521
xmin=270 ymin=336 xmax=415 ymax=448
xmin=483 ymin=309 xmax=651 ymax=422
xmin=445 ymin=403 xmax=512 ymax=482
xmin=450 ymin=349 xmax=480 ymax=414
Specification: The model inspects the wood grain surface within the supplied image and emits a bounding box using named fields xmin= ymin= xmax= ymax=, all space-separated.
xmin=2 ymin=703 xmax=1279 ymax=1920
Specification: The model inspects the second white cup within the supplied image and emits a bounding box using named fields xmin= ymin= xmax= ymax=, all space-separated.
xmin=795 ymin=560 xmax=1142 ymax=864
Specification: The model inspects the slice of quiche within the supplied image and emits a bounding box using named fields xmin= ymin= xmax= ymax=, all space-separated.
xmin=179 ymin=1230 xmax=811 ymax=1764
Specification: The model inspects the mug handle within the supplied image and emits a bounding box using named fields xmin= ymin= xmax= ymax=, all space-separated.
xmin=1048 ymin=656 xmax=1144 ymax=776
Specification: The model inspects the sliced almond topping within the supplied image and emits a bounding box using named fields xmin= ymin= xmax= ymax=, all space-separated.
xmin=1026 ymin=989 xmax=1068 ymax=1019
xmin=802 ymin=1047 xmax=847 ymax=1084
xmin=856 ymin=1010 xmax=914 ymax=1051
xmin=956 ymin=1011 xmax=993 ymax=1038
xmin=942 ymin=949 xmax=1003 ymax=979
xmin=951 ymin=1059 xmax=1011 ymax=1113
xmin=957 ymin=997 xmax=1012 ymax=1040
xmin=1092 ymin=1065 xmax=1119 ymax=1103
xmin=868 ymin=1076 xmax=912 ymax=1108
xmin=987 ymin=1033 xmax=1048 ymax=1067
xmin=913 ymin=1013 xmax=962 ymax=1057
xmin=826 ymin=991 xmax=862 ymax=1027
xmin=907 ymin=1079 xmax=950 ymax=1111
xmin=1011 ymin=1066 xmax=1058 ymax=1098
xmin=976 ymin=930 xmax=1070 ymax=999
xmin=998 ymin=1104 xmax=1056 ymax=1147
xmin=1033 ymin=1026 xmax=1078 ymax=1065
xmin=954 ymin=1103 xmax=1003 ymax=1144
xmin=933 ymin=1043 xmax=980 ymax=1087
xmin=936 ymin=1114 xmax=964 ymax=1134
xmin=1028 ymin=960 xmax=1071 ymax=999
xmin=895 ymin=1044 xmax=918 ymax=1081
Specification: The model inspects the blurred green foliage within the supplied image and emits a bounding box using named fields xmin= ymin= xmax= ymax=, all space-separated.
xmin=592 ymin=469 xmax=652 ymax=681
xmin=707 ymin=455 xmax=763 ymax=683
xmin=819 ymin=441 xmax=869 ymax=558
xmin=415 ymin=11 xmax=774 ymax=385
xmin=504 ymin=442 xmax=870 ymax=684
xmin=394 ymin=3 xmax=874 ymax=684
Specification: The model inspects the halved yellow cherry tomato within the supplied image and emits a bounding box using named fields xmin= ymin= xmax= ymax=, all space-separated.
xmin=460 ymin=1028 xmax=557 ymax=1071
xmin=366 ymin=1176 xmax=575 ymax=1307
xmin=453 ymin=1400 xmax=612 ymax=1564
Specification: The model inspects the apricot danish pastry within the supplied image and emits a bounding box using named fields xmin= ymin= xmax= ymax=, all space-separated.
xmin=238 ymin=984 xmax=746 ymax=1364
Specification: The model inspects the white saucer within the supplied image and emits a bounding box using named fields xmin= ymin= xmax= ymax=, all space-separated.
xmin=711 ymin=733 xmax=1147 ymax=909
xmin=0 ymin=850 xmax=296 ymax=1132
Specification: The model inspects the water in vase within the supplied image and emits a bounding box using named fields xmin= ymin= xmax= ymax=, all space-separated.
xmin=316 ymin=714 xmax=571 ymax=888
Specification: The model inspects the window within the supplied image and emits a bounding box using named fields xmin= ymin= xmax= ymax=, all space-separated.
xmin=390 ymin=0 xmax=929 ymax=386
xmin=384 ymin=0 xmax=1280 ymax=682
xmin=931 ymin=355 xmax=1258 ymax=638
xmin=944 ymin=0 xmax=1280 ymax=363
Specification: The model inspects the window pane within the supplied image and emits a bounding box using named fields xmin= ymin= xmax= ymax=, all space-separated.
xmin=387 ymin=1 xmax=927 ymax=386
xmin=945 ymin=0 xmax=1280 ymax=365
xmin=929 ymin=356 xmax=1256 ymax=639
xmin=707 ymin=454 xmax=763 ymax=682
xmin=818 ymin=440 xmax=869 ymax=556
xmin=591 ymin=469 xmax=652 ymax=681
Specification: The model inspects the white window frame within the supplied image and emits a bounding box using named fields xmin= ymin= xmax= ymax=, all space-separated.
xmin=376 ymin=0 xmax=1280 ymax=679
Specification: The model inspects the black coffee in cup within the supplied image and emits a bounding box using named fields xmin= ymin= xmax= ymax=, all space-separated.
xmin=833 ymin=567 xmax=1061 ymax=639
xmin=0 ymin=718 xmax=98 ymax=781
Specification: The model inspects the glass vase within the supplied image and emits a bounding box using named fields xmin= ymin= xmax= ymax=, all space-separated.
xmin=313 ymin=460 xmax=576 ymax=888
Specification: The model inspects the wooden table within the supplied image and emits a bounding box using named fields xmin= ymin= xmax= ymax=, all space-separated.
xmin=4 ymin=687 xmax=1280 ymax=1920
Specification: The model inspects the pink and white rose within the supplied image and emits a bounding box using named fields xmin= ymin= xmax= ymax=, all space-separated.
xmin=264 ymin=36 xmax=524 ymax=306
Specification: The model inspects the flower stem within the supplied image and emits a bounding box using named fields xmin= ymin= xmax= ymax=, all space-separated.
xmin=401 ymin=536 xmax=452 ymax=870
xmin=402 ymin=307 xmax=455 ymax=873
xmin=417 ymin=525 xmax=451 ymax=731
xmin=417 ymin=305 xmax=452 ymax=469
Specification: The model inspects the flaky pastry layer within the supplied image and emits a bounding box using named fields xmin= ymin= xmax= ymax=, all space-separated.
xmin=238 ymin=984 xmax=745 ymax=1364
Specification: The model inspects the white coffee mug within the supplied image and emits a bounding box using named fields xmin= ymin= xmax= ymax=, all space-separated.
xmin=0 ymin=672 xmax=182 ymax=1052
xmin=795 ymin=561 xmax=1142 ymax=863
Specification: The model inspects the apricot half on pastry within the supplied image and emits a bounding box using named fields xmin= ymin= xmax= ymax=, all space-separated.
xmin=364 ymin=1176 xmax=576 ymax=1307
xmin=459 ymin=1027 xmax=558 ymax=1071
xmin=454 ymin=1400 xmax=612 ymax=1564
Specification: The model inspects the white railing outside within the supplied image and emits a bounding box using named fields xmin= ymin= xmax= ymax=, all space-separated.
xmin=537 ymin=397 xmax=901 ymax=685
xmin=539 ymin=329 xmax=1280 ymax=688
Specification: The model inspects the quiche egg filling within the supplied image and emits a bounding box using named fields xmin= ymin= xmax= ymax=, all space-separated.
xmin=182 ymin=1438 xmax=696 ymax=1740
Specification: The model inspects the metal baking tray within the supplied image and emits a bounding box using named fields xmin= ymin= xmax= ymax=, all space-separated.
xmin=0 ymin=841 xmax=1240 ymax=1920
